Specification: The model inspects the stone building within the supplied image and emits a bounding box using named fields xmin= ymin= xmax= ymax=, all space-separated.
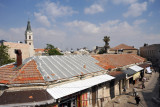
xmin=109 ymin=44 xmax=138 ymax=54
xmin=93 ymin=46 xmax=104 ymax=54
xmin=0 ymin=21 xmax=35 ymax=60
xmin=34 ymin=48 xmax=45 ymax=56
xmin=24 ymin=20 xmax=35 ymax=56
xmin=3 ymin=42 xmax=30 ymax=60
xmin=140 ymin=44 xmax=160 ymax=67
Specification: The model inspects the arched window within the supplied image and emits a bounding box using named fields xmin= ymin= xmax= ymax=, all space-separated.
xmin=29 ymin=43 xmax=31 ymax=45
xmin=29 ymin=36 xmax=31 ymax=39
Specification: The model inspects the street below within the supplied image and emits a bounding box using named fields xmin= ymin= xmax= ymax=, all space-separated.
xmin=105 ymin=71 xmax=160 ymax=107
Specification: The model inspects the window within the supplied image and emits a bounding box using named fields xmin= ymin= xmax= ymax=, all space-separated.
xmin=29 ymin=43 xmax=31 ymax=45
xmin=127 ymin=51 xmax=132 ymax=53
xmin=29 ymin=36 xmax=31 ymax=39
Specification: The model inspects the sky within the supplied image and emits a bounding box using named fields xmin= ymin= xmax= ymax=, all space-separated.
xmin=0 ymin=0 xmax=160 ymax=50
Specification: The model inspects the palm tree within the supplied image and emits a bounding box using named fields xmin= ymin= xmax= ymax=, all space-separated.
xmin=103 ymin=36 xmax=110 ymax=53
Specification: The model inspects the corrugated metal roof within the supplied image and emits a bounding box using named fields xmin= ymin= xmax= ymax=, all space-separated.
xmin=35 ymin=55 xmax=104 ymax=81
xmin=122 ymin=69 xmax=136 ymax=76
xmin=122 ymin=65 xmax=144 ymax=76
xmin=47 ymin=74 xmax=115 ymax=99
xmin=129 ymin=65 xmax=144 ymax=72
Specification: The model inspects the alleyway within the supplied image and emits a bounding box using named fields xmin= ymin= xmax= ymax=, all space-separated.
xmin=105 ymin=72 xmax=160 ymax=107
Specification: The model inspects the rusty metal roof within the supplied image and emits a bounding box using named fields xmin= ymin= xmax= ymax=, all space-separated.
xmin=92 ymin=54 xmax=145 ymax=69
xmin=0 ymin=89 xmax=53 ymax=106
xmin=108 ymin=71 xmax=126 ymax=80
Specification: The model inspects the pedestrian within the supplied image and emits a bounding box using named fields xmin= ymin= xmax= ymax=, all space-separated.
xmin=142 ymin=77 xmax=146 ymax=82
xmin=142 ymin=82 xmax=145 ymax=89
xmin=123 ymin=86 xmax=126 ymax=93
xmin=133 ymin=87 xmax=137 ymax=96
xmin=133 ymin=80 xmax=135 ymax=86
xmin=135 ymin=95 xmax=141 ymax=106
xmin=155 ymin=67 xmax=157 ymax=72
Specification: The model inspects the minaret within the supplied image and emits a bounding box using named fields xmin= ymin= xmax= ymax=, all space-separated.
xmin=25 ymin=20 xmax=35 ymax=56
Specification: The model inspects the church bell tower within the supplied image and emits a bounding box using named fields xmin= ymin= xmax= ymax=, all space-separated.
xmin=25 ymin=20 xmax=33 ymax=46
xmin=25 ymin=20 xmax=35 ymax=56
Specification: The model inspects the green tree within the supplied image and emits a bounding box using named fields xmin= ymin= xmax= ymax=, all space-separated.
xmin=44 ymin=44 xmax=63 ymax=55
xmin=0 ymin=44 xmax=15 ymax=66
xmin=103 ymin=36 xmax=110 ymax=53
xmin=98 ymin=48 xmax=105 ymax=54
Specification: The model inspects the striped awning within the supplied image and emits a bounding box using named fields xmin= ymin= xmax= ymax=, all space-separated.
xmin=47 ymin=74 xmax=115 ymax=99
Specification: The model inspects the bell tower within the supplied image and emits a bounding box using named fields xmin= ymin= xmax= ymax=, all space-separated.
xmin=25 ymin=20 xmax=35 ymax=56
xmin=25 ymin=20 xmax=33 ymax=46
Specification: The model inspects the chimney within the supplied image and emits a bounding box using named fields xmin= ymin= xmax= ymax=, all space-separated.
xmin=15 ymin=49 xmax=22 ymax=67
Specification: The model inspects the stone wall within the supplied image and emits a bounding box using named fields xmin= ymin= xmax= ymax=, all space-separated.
xmin=3 ymin=42 xmax=34 ymax=60
xmin=123 ymin=50 xmax=138 ymax=54
xmin=140 ymin=44 xmax=160 ymax=67
xmin=108 ymin=49 xmax=138 ymax=54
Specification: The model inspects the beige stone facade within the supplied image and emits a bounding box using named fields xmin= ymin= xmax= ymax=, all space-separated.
xmin=108 ymin=49 xmax=138 ymax=54
xmin=3 ymin=42 xmax=33 ymax=60
xmin=140 ymin=44 xmax=160 ymax=67
xmin=109 ymin=44 xmax=138 ymax=54
xmin=87 ymin=82 xmax=111 ymax=107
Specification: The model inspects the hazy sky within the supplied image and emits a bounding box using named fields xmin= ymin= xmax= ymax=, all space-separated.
xmin=0 ymin=0 xmax=160 ymax=50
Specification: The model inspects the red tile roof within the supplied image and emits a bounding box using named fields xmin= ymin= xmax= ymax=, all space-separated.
xmin=92 ymin=54 xmax=145 ymax=69
xmin=110 ymin=44 xmax=137 ymax=51
xmin=0 ymin=60 xmax=45 ymax=85
xmin=34 ymin=49 xmax=45 ymax=53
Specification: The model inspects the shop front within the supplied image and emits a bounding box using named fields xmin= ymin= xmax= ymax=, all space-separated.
xmin=47 ymin=74 xmax=115 ymax=107
xmin=133 ymin=72 xmax=140 ymax=84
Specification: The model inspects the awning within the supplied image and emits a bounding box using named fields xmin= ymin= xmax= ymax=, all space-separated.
xmin=122 ymin=69 xmax=136 ymax=77
xmin=47 ymin=74 xmax=115 ymax=99
xmin=129 ymin=65 xmax=144 ymax=72
xmin=138 ymin=63 xmax=151 ymax=69
xmin=108 ymin=71 xmax=126 ymax=80
xmin=146 ymin=67 xmax=152 ymax=73
xmin=133 ymin=72 xmax=140 ymax=80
